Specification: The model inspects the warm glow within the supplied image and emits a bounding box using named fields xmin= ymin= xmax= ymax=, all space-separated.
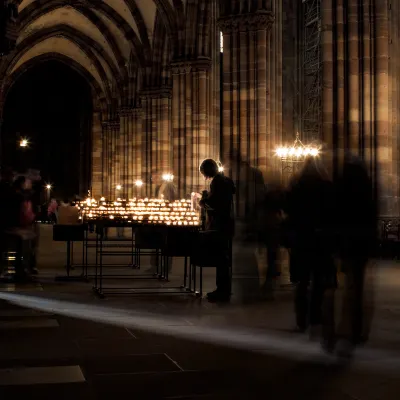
xmin=116 ymin=185 xmax=122 ymax=190
xmin=275 ymin=133 xmax=319 ymax=160
xmin=100 ymin=197 xmax=105 ymax=201
xmin=76 ymin=197 xmax=201 ymax=226
xmin=275 ymin=145 xmax=319 ymax=159
xmin=19 ymin=138 xmax=28 ymax=147
xmin=162 ymin=173 xmax=174 ymax=182
xmin=135 ymin=180 xmax=143 ymax=187
xmin=46 ymin=184 xmax=51 ymax=190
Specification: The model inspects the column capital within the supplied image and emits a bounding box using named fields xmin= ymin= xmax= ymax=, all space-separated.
xmin=118 ymin=106 xmax=144 ymax=117
xmin=102 ymin=120 xmax=120 ymax=129
xmin=218 ymin=11 xmax=274 ymax=34
xmin=170 ymin=57 xmax=212 ymax=75
xmin=140 ymin=86 xmax=172 ymax=100
xmin=118 ymin=106 xmax=135 ymax=116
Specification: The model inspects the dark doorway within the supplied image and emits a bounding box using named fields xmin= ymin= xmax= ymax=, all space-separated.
xmin=2 ymin=60 xmax=93 ymax=199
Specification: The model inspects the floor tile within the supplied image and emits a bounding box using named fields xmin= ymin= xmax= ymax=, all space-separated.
xmin=83 ymin=353 xmax=180 ymax=375
xmin=0 ymin=365 xmax=85 ymax=386
xmin=0 ymin=318 xmax=59 ymax=329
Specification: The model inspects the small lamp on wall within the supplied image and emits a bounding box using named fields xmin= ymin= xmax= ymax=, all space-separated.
xmin=19 ymin=138 xmax=28 ymax=148
xmin=45 ymin=183 xmax=52 ymax=201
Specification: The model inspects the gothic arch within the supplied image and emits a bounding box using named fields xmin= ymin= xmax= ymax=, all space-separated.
xmin=151 ymin=0 xmax=181 ymax=49
xmin=18 ymin=0 xmax=149 ymax=67
xmin=184 ymin=0 xmax=214 ymax=59
xmin=124 ymin=0 xmax=152 ymax=55
xmin=1 ymin=25 xmax=120 ymax=101
xmin=68 ymin=5 xmax=128 ymax=79
xmin=150 ymin=13 xmax=170 ymax=88
xmin=2 ymin=53 xmax=107 ymax=113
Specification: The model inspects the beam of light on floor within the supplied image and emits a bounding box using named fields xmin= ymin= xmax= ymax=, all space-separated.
xmin=0 ymin=292 xmax=398 ymax=372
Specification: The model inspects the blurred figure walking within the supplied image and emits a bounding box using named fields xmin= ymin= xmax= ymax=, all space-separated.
xmin=284 ymin=157 xmax=336 ymax=349
xmin=229 ymin=151 xmax=265 ymax=301
xmin=335 ymin=155 xmax=377 ymax=357
xmin=261 ymin=176 xmax=284 ymax=295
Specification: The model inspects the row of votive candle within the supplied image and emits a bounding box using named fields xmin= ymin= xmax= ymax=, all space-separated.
xmin=75 ymin=198 xmax=200 ymax=226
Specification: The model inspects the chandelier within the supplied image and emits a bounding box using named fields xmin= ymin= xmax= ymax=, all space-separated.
xmin=275 ymin=133 xmax=319 ymax=161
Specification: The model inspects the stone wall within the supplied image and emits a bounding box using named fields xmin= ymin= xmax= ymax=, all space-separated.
xmin=322 ymin=0 xmax=394 ymax=215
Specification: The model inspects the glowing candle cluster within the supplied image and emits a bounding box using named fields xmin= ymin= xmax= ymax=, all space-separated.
xmin=76 ymin=197 xmax=200 ymax=226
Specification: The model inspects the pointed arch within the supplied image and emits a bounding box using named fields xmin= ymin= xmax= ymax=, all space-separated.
xmin=2 ymin=52 xmax=107 ymax=114
xmin=18 ymin=0 xmax=149 ymax=67
xmin=1 ymin=25 xmax=119 ymax=101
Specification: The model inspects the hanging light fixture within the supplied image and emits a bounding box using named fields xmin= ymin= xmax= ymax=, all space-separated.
xmin=275 ymin=133 xmax=319 ymax=161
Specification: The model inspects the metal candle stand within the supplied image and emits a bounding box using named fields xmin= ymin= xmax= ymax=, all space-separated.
xmin=53 ymin=224 xmax=87 ymax=282
xmin=92 ymin=221 xmax=198 ymax=298
xmin=82 ymin=223 xmax=138 ymax=278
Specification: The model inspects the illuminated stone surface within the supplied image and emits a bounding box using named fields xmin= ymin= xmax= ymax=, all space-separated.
xmin=0 ymin=0 xmax=399 ymax=216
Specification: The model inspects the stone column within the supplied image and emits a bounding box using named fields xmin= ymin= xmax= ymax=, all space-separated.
xmin=389 ymin=0 xmax=400 ymax=217
xmin=322 ymin=0 xmax=393 ymax=215
xmin=132 ymin=108 xmax=144 ymax=197
xmin=140 ymin=87 xmax=172 ymax=197
xmin=100 ymin=120 xmax=120 ymax=199
xmin=110 ymin=121 xmax=121 ymax=199
xmin=218 ymin=10 xmax=275 ymax=178
xmin=101 ymin=121 xmax=111 ymax=198
xmin=118 ymin=106 xmax=144 ymax=199
xmin=171 ymin=58 xmax=215 ymax=197
xmin=91 ymin=110 xmax=103 ymax=198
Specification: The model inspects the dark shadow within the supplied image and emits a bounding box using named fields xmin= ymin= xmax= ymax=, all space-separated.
xmin=2 ymin=60 xmax=93 ymax=199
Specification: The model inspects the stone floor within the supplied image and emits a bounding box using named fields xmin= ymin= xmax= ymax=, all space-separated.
xmin=0 ymin=224 xmax=400 ymax=399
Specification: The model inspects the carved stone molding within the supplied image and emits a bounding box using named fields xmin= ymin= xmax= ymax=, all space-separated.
xmin=118 ymin=106 xmax=143 ymax=117
xmin=170 ymin=58 xmax=212 ymax=75
xmin=139 ymin=86 xmax=172 ymax=100
xmin=118 ymin=106 xmax=136 ymax=117
xmin=102 ymin=120 xmax=120 ymax=129
xmin=132 ymin=107 xmax=143 ymax=117
xmin=218 ymin=11 xmax=274 ymax=34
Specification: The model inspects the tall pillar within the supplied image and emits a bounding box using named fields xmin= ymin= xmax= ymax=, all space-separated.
xmin=218 ymin=9 xmax=275 ymax=178
xmin=322 ymin=0 xmax=393 ymax=215
xmin=91 ymin=110 xmax=103 ymax=198
xmin=118 ymin=106 xmax=145 ymax=198
xmin=111 ymin=121 xmax=121 ymax=197
xmin=171 ymin=59 xmax=215 ymax=197
xmin=101 ymin=121 xmax=111 ymax=197
xmin=100 ymin=120 xmax=120 ymax=199
xmin=140 ymin=87 xmax=172 ymax=197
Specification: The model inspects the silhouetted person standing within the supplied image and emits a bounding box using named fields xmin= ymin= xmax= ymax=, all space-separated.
xmin=199 ymin=159 xmax=236 ymax=302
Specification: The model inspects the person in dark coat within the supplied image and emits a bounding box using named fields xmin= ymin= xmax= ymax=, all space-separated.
xmin=199 ymin=159 xmax=236 ymax=301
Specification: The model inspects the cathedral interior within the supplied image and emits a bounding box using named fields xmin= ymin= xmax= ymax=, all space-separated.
xmin=0 ymin=0 xmax=398 ymax=215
